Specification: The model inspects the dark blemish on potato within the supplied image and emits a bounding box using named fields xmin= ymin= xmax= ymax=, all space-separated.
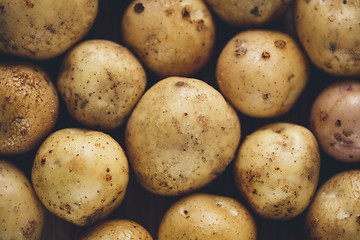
xmin=320 ymin=111 xmax=328 ymax=121
xmin=134 ymin=2 xmax=144 ymax=13
xmin=250 ymin=6 xmax=261 ymax=17
xmin=41 ymin=158 xmax=46 ymax=164
xmin=182 ymin=7 xmax=190 ymax=19
xmin=274 ymin=40 xmax=286 ymax=49
xmin=262 ymin=51 xmax=270 ymax=59
xmin=334 ymin=133 xmax=343 ymax=142
xmin=25 ymin=0 xmax=34 ymax=8
xmin=349 ymin=49 xmax=360 ymax=61
xmin=329 ymin=43 xmax=337 ymax=53
xmin=325 ymin=62 xmax=332 ymax=69
xmin=347 ymin=85 xmax=353 ymax=91
xmin=288 ymin=74 xmax=295 ymax=81
xmin=0 ymin=5 xmax=5 ymax=13
xmin=21 ymin=220 xmax=36 ymax=237
xmin=176 ymin=81 xmax=185 ymax=87
xmin=20 ymin=129 xmax=27 ymax=136
xmin=235 ymin=48 xmax=247 ymax=57
xmin=336 ymin=120 xmax=341 ymax=127
xmin=106 ymin=168 xmax=110 ymax=172
xmin=80 ymin=100 xmax=88 ymax=109
xmin=263 ymin=93 xmax=269 ymax=100
xmin=343 ymin=130 xmax=353 ymax=137
xmin=164 ymin=8 xmax=174 ymax=16
xmin=196 ymin=19 xmax=206 ymax=32
xmin=343 ymin=0 xmax=347 ymax=4
xmin=305 ymin=0 xmax=311 ymax=3
xmin=105 ymin=174 xmax=112 ymax=181
xmin=45 ymin=24 xmax=56 ymax=34
xmin=274 ymin=128 xmax=284 ymax=134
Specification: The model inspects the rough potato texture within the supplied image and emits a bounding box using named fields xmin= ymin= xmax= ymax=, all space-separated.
xmin=0 ymin=160 xmax=45 ymax=240
xmin=0 ymin=62 xmax=59 ymax=155
xmin=305 ymin=170 xmax=360 ymax=240
xmin=158 ymin=193 xmax=257 ymax=240
xmin=125 ymin=77 xmax=241 ymax=196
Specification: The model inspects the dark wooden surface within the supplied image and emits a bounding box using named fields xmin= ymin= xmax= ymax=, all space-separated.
xmin=2 ymin=1 xmax=360 ymax=239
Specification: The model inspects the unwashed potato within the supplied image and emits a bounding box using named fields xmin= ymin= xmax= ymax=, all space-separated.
xmin=305 ymin=170 xmax=360 ymax=240
xmin=80 ymin=219 xmax=153 ymax=240
xmin=125 ymin=76 xmax=241 ymax=196
xmin=234 ymin=122 xmax=320 ymax=220
xmin=216 ymin=30 xmax=309 ymax=118
xmin=31 ymin=128 xmax=129 ymax=226
xmin=0 ymin=160 xmax=45 ymax=240
xmin=158 ymin=193 xmax=257 ymax=240
xmin=294 ymin=0 xmax=360 ymax=77
xmin=310 ymin=80 xmax=360 ymax=162
xmin=121 ymin=0 xmax=215 ymax=78
xmin=205 ymin=0 xmax=293 ymax=27
xmin=0 ymin=62 xmax=59 ymax=155
xmin=0 ymin=0 xmax=98 ymax=60
xmin=57 ymin=39 xmax=147 ymax=131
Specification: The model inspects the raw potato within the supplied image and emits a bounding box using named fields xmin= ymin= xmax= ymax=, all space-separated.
xmin=310 ymin=80 xmax=360 ymax=162
xmin=294 ymin=0 xmax=360 ymax=77
xmin=57 ymin=39 xmax=147 ymax=131
xmin=121 ymin=0 xmax=215 ymax=78
xmin=234 ymin=123 xmax=320 ymax=220
xmin=158 ymin=193 xmax=257 ymax=240
xmin=305 ymin=170 xmax=360 ymax=240
xmin=80 ymin=219 xmax=153 ymax=240
xmin=216 ymin=30 xmax=309 ymax=118
xmin=0 ymin=62 xmax=59 ymax=155
xmin=31 ymin=128 xmax=129 ymax=226
xmin=0 ymin=0 xmax=98 ymax=60
xmin=125 ymin=77 xmax=241 ymax=196
xmin=0 ymin=160 xmax=45 ymax=240
xmin=205 ymin=0 xmax=293 ymax=27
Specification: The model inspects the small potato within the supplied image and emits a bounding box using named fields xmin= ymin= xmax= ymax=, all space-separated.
xmin=0 ymin=62 xmax=59 ymax=155
xmin=57 ymin=39 xmax=147 ymax=131
xmin=234 ymin=122 xmax=320 ymax=220
xmin=310 ymin=80 xmax=360 ymax=162
xmin=0 ymin=0 xmax=98 ymax=60
xmin=125 ymin=76 xmax=241 ymax=196
xmin=80 ymin=219 xmax=153 ymax=240
xmin=0 ymin=160 xmax=45 ymax=240
xmin=31 ymin=128 xmax=129 ymax=226
xmin=305 ymin=170 xmax=360 ymax=240
xmin=121 ymin=0 xmax=215 ymax=78
xmin=158 ymin=193 xmax=257 ymax=240
xmin=216 ymin=30 xmax=309 ymax=118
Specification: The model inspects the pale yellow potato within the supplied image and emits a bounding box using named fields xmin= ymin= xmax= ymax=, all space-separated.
xmin=121 ymin=0 xmax=215 ymax=78
xmin=216 ymin=30 xmax=309 ymax=118
xmin=57 ymin=39 xmax=147 ymax=131
xmin=80 ymin=219 xmax=153 ymax=240
xmin=158 ymin=193 xmax=257 ymax=240
xmin=0 ymin=160 xmax=45 ymax=240
xmin=0 ymin=0 xmax=98 ymax=60
xmin=294 ymin=0 xmax=360 ymax=77
xmin=125 ymin=77 xmax=241 ymax=196
xmin=305 ymin=170 xmax=360 ymax=240
xmin=31 ymin=128 xmax=129 ymax=226
xmin=234 ymin=122 xmax=320 ymax=220
xmin=0 ymin=62 xmax=59 ymax=155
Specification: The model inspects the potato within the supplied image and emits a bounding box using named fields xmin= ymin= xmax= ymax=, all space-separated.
xmin=205 ymin=0 xmax=293 ymax=27
xmin=31 ymin=128 xmax=129 ymax=226
xmin=294 ymin=0 xmax=360 ymax=77
xmin=0 ymin=160 xmax=45 ymax=240
xmin=125 ymin=76 xmax=241 ymax=196
xmin=310 ymin=80 xmax=360 ymax=162
xmin=80 ymin=219 xmax=153 ymax=240
xmin=0 ymin=62 xmax=59 ymax=155
xmin=0 ymin=0 xmax=98 ymax=60
xmin=305 ymin=170 xmax=360 ymax=240
xmin=216 ymin=30 xmax=309 ymax=118
xmin=121 ymin=0 xmax=215 ymax=78
xmin=234 ymin=122 xmax=320 ymax=220
xmin=158 ymin=193 xmax=257 ymax=240
xmin=57 ymin=39 xmax=147 ymax=131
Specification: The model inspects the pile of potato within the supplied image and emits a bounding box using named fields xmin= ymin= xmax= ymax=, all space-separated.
xmin=0 ymin=0 xmax=359 ymax=239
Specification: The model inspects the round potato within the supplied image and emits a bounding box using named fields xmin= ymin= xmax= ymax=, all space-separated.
xmin=57 ymin=39 xmax=147 ymax=131
xmin=125 ymin=76 xmax=241 ymax=196
xmin=0 ymin=62 xmax=59 ymax=155
xmin=305 ymin=170 xmax=360 ymax=240
xmin=80 ymin=219 xmax=153 ymax=240
xmin=310 ymin=80 xmax=360 ymax=162
xmin=234 ymin=122 xmax=320 ymax=220
xmin=31 ymin=128 xmax=129 ymax=226
xmin=158 ymin=193 xmax=257 ymax=240
xmin=0 ymin=160 xmax=45 ymax=240
xmin=294 ymin=0 xmax=360 ymax=77
xmin=0 ymin=0 xmax=98 ymax=60
xmin=216 ymin=30 xmax=309 ymax=118
xmin=121 ymin=0 xmax=215 ymax=78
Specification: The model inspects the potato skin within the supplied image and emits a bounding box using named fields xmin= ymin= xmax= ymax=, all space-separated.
xmin=0 ymin=62 xmax=59 ymax=155
xmin=0 ymin=160 xmax=45 ymax=240
xmin=125 ymin=77 xmax=241 ymax=196
xmin=234 ymin=123 xmax=320 ymax=220
xmin=305 ymin=170 xmax=360 ymax=240
xmin=158 ymin=193 xmax=257 ymax=240
xmin=57 ymin=39 xmax=147 ymax=131
xmin=31 ymin=128 xmax=129 ymax=226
